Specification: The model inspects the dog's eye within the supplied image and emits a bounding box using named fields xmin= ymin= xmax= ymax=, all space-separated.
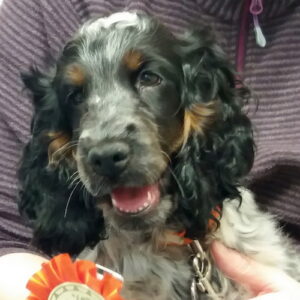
xmin=138 ymin=71 xmax=161 ymax=87
xmin=67 ymin=88 xmax=83 ymax=105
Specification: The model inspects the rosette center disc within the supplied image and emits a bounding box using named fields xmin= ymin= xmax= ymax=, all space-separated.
xmin=49 ymin=282 xmax=104 ymax=300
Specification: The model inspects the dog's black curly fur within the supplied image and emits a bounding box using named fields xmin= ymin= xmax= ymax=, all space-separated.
xmin=18 ymin=14 xmax=254 ymax=256
xmin=19 ymin=71 xmax=106 ymax=255
xmin=172 ymin=30 xmax=254 ymax=238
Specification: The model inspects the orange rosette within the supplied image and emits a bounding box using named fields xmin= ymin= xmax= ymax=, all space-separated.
xmin=26 ymin=253 xmax=124 ymax=300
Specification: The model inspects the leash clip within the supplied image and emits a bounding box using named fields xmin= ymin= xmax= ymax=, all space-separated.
xmin=189 ymin=240 xmax=221 ymax=300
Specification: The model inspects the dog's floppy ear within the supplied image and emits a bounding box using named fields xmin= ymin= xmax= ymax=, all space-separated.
xmin=172 ymin=29 xmax=254 ymax=238
xmin=21 ymin=67 xmax=63 ymax=135
xmin=19 ymin=67 xmax=105 ymax=256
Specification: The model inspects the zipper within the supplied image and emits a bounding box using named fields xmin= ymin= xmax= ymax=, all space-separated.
xmin=236 ymin=0 xmax=266 ymax=76
xmin=250 ymin=0 xmax=266 ymax=47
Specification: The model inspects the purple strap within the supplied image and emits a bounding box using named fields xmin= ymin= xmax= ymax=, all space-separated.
xmin=236 ymin=0 xmax=251 ymax=76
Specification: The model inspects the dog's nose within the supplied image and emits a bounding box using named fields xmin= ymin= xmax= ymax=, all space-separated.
xmin=87 ymin=142 xmax=130 ymax=179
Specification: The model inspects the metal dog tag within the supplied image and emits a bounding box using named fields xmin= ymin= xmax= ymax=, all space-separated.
xmin=48 ymin=282 xmax=104 ymax=300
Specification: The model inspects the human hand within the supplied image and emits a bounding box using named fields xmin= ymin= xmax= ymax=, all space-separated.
xmin=210 ymin=240 xmax=300 ymax=300
xmin=0 ymin=253 xmax=47 ymax=300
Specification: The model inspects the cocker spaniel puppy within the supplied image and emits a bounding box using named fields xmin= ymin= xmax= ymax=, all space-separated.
xmin=19 ymin=12 xmax=300 ymax=300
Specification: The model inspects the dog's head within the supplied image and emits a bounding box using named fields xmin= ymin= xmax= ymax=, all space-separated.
xmin=19 ymin=12 xmax=254 ymax=255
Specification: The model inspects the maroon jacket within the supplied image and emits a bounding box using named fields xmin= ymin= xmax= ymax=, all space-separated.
xmin=0 ymin=0 xmax=299 ymax=256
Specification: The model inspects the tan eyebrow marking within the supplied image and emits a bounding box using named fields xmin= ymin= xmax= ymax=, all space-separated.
xmin=123 ymin=50 xmax=144 ymax=71
xmin=65 ymin=64 xmax=86 ymax=86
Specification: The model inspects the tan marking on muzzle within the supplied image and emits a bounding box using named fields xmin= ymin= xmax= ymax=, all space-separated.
xmin=46 ymin=131 xmax=74 ymax=166
xmin=123 ymin=50 xmax=144 ymax=71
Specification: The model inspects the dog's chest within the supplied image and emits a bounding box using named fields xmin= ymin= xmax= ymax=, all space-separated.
xmin=96 ymin=237 xmax=195 ymax=300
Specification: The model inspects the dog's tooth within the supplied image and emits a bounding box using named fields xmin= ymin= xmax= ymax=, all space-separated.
xmin=138 ymin=206 xmax=144 ymax=211
xmin=147 ymin=192 xmax=151 ymax=201
xmin=144 ymin=202 xmax=149 ymax=208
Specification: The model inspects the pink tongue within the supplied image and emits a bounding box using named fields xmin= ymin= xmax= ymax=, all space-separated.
xmin=112 ymin=184 xmax=160 ymax=213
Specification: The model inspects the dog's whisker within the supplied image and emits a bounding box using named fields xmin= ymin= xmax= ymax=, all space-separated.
xmin=54 ymin=140 xmax=78 ymax=151
xmin=168 ymin=167 xmax=186 ymax=199
xmin=83 ymin=180 xmax=92 ymax=200
xmin=51 ymin=142 xmax=78 ymax=158
xmin=68 ymin=176 xmax=80 ymax=189
xmin=68 ymin=175 xmax=81 ymax=188
xmin=172 ymin=101 xmax=185 ymax=118
xmin=60 ymin=143 xmax=78 ymax=153
xmin=69 ymin=175 xmax=80 ymax=185
xmin=49 ymin=144 xmax=79 ymax=167
xmin=68 ymin=170 xmax=79 ymax=180
xmin=160 ymin=150 xmax=171 ymax=162
xmin=68 ymin=170 xmax=79 ymax=182
xmin=64 ymin=180 xmax=82 ymax=218
xmin=79 ymin=179 xmax=89 ymax=203
xmin=81 ymin=179 xmax=90 ymax=195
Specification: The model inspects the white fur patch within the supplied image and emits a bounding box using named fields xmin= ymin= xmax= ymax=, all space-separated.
xmin=80 ymin=129 xmax=91 ymax=139
xmin=215 ymin=188 xmax=290 ymax=269
xmin=80 ymin=12 xmax=141 ymax=34
xmin=90 ymin=95 xmax=101 ymax=105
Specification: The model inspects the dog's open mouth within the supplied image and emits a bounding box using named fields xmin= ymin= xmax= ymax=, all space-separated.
xmin=111 ymin=183 xmax=160 ymax=215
